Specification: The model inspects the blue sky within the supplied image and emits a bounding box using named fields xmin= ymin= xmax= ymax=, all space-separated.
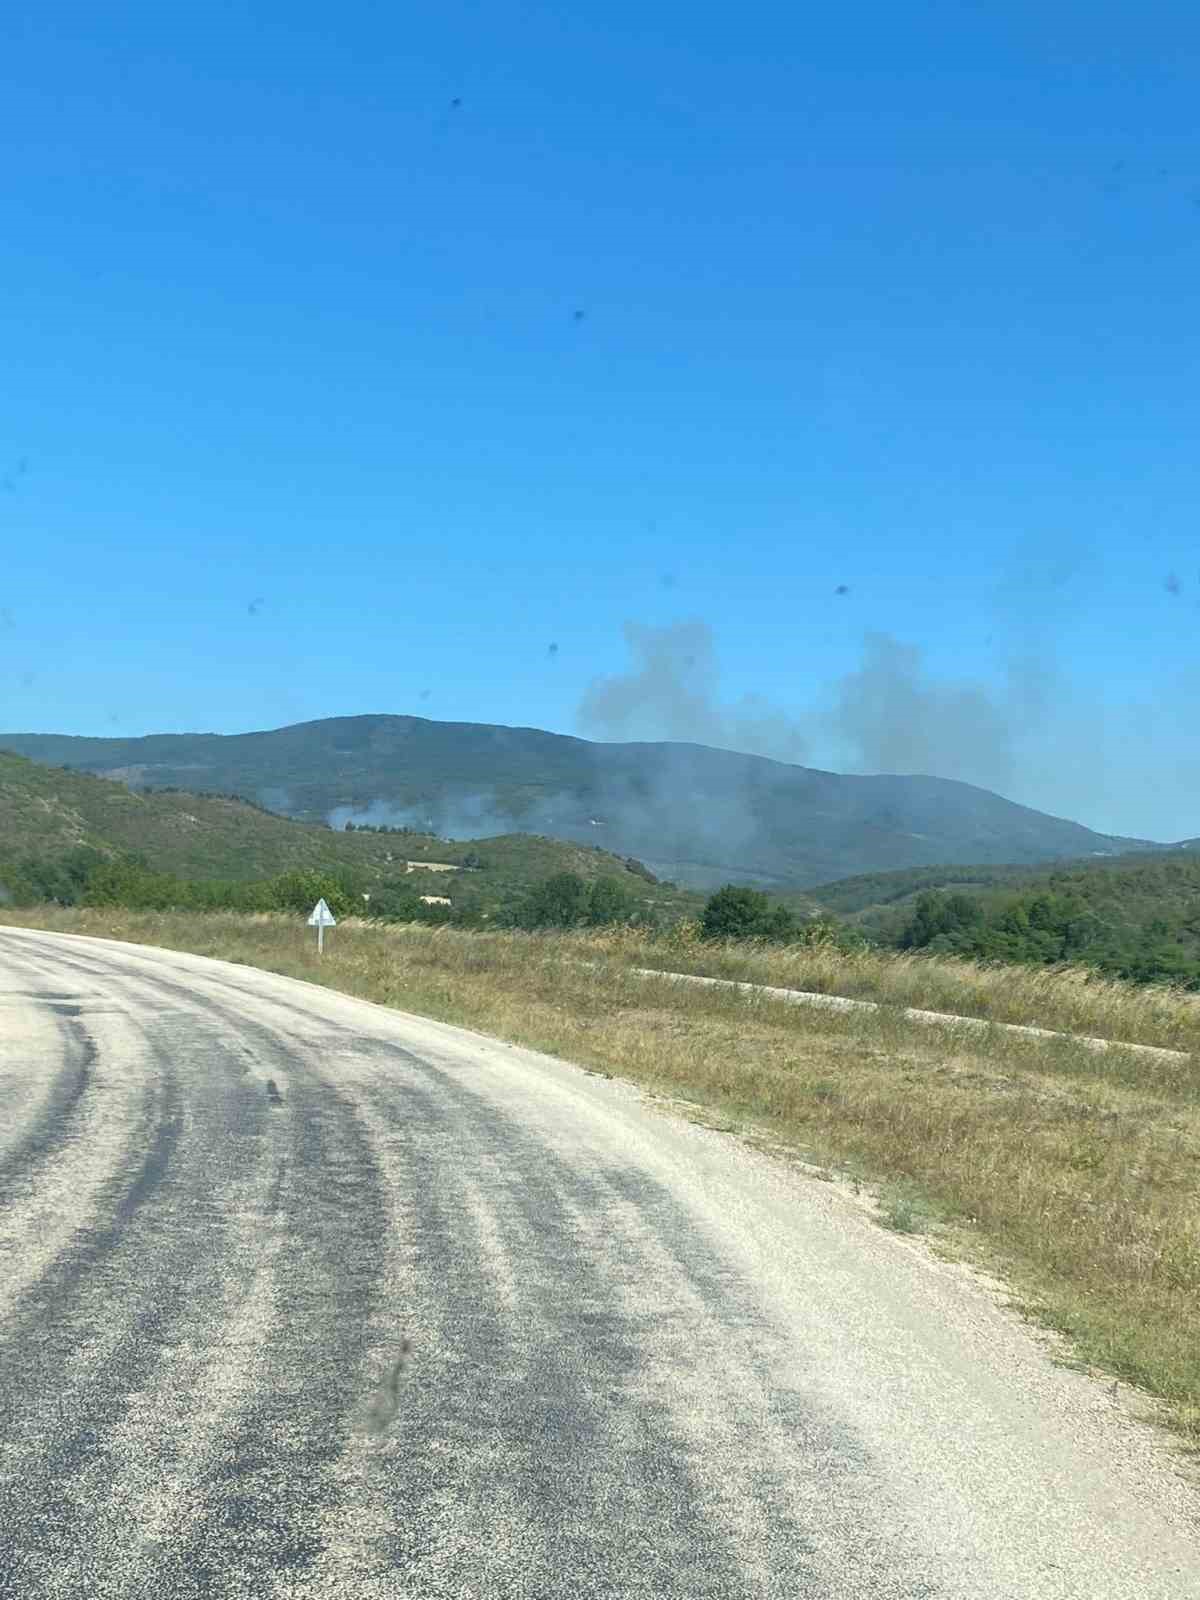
xmin=3 ymin=2 xmax=1200 ymax=837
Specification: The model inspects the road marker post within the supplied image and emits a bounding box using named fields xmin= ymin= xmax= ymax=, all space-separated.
xmin=307 ymin=897 xmax=337 ymax=955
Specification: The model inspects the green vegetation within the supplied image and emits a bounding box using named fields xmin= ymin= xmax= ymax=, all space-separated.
xmin=342 ymin=819 xmax=425 ymax=835
xmin=505 ymin=871 xmax=643 ymax=930
xmin=798 ymin=861 xmax=1051 ymax=918
xmin=876 ymin=1180 xmax=942 ymax=1236
xmin=0 ymin=844 xmax=109 ymax=908
xmin=77 ymin=861 xmax=667 ymax=934
xmin=845 ymin=853 xmax=1200 ymax=990
xmin=499 ymin=867 xmax=692 ymax=931
xmin=80 ymin=860 xmax=365 ymax=920
xmin=694 ymin=882 xmax=858 ymax=950
xmin=0 ymin=748 xmax=424 ymax=883
xmin=701 ymin=884 xmax=800 ymax=941
xmin=0 ymin=751 xmax=700 ymax=929
xmin=8 ymin=743 xmax=1200 ymax=995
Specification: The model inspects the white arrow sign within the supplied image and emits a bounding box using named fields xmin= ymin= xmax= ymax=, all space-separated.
xmin=307 ymin=897 xmax=337 ymax=953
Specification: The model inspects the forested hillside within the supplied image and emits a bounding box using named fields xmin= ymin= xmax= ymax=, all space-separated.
xmin=828 ymin=851 xmax=1200 ymax=988
xmin=0 ymin=752 xmax=697 ymax=927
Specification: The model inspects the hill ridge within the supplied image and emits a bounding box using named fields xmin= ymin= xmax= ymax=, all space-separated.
xmin=1 ymin=713 xmax=1166 ymax=890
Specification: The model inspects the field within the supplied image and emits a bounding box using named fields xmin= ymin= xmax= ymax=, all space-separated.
xmin=6 ymin=903 xmax=1199 ymax=1458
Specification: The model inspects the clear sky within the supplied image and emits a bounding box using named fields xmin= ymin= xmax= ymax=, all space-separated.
xmin=3 ymin=2 xmax=1199 ymax=838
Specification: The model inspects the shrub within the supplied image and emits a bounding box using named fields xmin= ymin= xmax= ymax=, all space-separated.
xmin=584 ymin=875 xmax=638 ymax=927
xmin=701 ymin=884 xmax=796 ymax=942
xmin=512 ymin=871 xmax=589 ymax=930
xmin=265 ymin=870 xmax=356 ymax=919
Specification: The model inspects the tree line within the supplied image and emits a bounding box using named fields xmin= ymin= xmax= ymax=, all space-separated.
xmin=9 ymin=846 xmax=1194 ymax=988
xmin=895 ymin=886 xmax=1200 ymax=989
xmin=1 ymin=848 xmax=844 ymax=947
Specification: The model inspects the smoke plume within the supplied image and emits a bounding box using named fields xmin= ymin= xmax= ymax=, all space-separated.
xmin=825 ymin=632 xmax=1016 ymax=792
xmin=573 ymin=618 xmax=1199 ymax=840
xmin=578 ymin=622 xmax=808 ymax=763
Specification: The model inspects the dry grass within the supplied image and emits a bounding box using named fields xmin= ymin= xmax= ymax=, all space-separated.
xmin=8 ymin=906 xmax=1200 ymax=1454
xmin=623 ymin=919 xmax=1200 ymax=1055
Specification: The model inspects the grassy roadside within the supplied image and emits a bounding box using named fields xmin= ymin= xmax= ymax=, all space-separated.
xmin=6 ymin=905 xmax=1200 ymax=1457
xmin=624 ymin=925 xmax=1200 ymax=1055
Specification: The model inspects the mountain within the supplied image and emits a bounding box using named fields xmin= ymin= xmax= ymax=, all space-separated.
xmin=0 ymin=714 xmax=1168 ymax=890
xmin=0 ymin=751 xmax=698 ymax=920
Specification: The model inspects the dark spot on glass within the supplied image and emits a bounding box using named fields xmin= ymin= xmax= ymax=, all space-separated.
xmin=1165 ymin=573 xmax=1182 ymax=596
xmin=835 ymin=584 xmax=850 ymax=595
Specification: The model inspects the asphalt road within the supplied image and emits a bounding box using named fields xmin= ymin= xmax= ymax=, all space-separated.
xmin=0 ymin=926 xmax=1196 ymax=1599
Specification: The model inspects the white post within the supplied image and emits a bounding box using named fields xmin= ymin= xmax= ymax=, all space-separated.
xmin=317 ymin=922 xmax=325 ymax=955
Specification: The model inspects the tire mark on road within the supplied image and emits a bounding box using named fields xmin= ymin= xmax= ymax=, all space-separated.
xmin=152 ymin=1062 xmax=390 ymax=1598
xmin=14 ymin=949 xmax=399 ymax=1600
xmin=360 ymin=1054 xmax=737 ymax=1598
xmin=0 ymin=947 xmax=292 ymax=1597
xmin=0 ymin=963 xmax=177 ymax=1328
xmin=33 ymin=943 xmax=940 ymax=1596
xmin=309 ymin=1040 xmax=936 ymax=1599
xmin=0 ymin=1011 xmax=94 ymax=1193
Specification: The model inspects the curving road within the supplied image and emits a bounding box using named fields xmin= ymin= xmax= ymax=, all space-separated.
xmin=0 ymin=926 xmax=1196 ymax=1598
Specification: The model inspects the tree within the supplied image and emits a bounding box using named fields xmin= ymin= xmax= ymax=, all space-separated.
xmin=760 ymin=904 xmax=798 ymax=941
xmin=363 ymin=882 xmax=425 ymax=921
xmin=701 ymin=884 xmax=795 ymax=942
xmin=266 ymin=870 xmax=355 ymax=919
xmin=584 ymin=875 xmax=636 ymax=926
xmin=82 ymin=861 xmax=180 ymax=910
xmin=515 ymin=871 xmax=589 ymax=929
xmin=899 ymin=891 xmax=983 ymax=951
